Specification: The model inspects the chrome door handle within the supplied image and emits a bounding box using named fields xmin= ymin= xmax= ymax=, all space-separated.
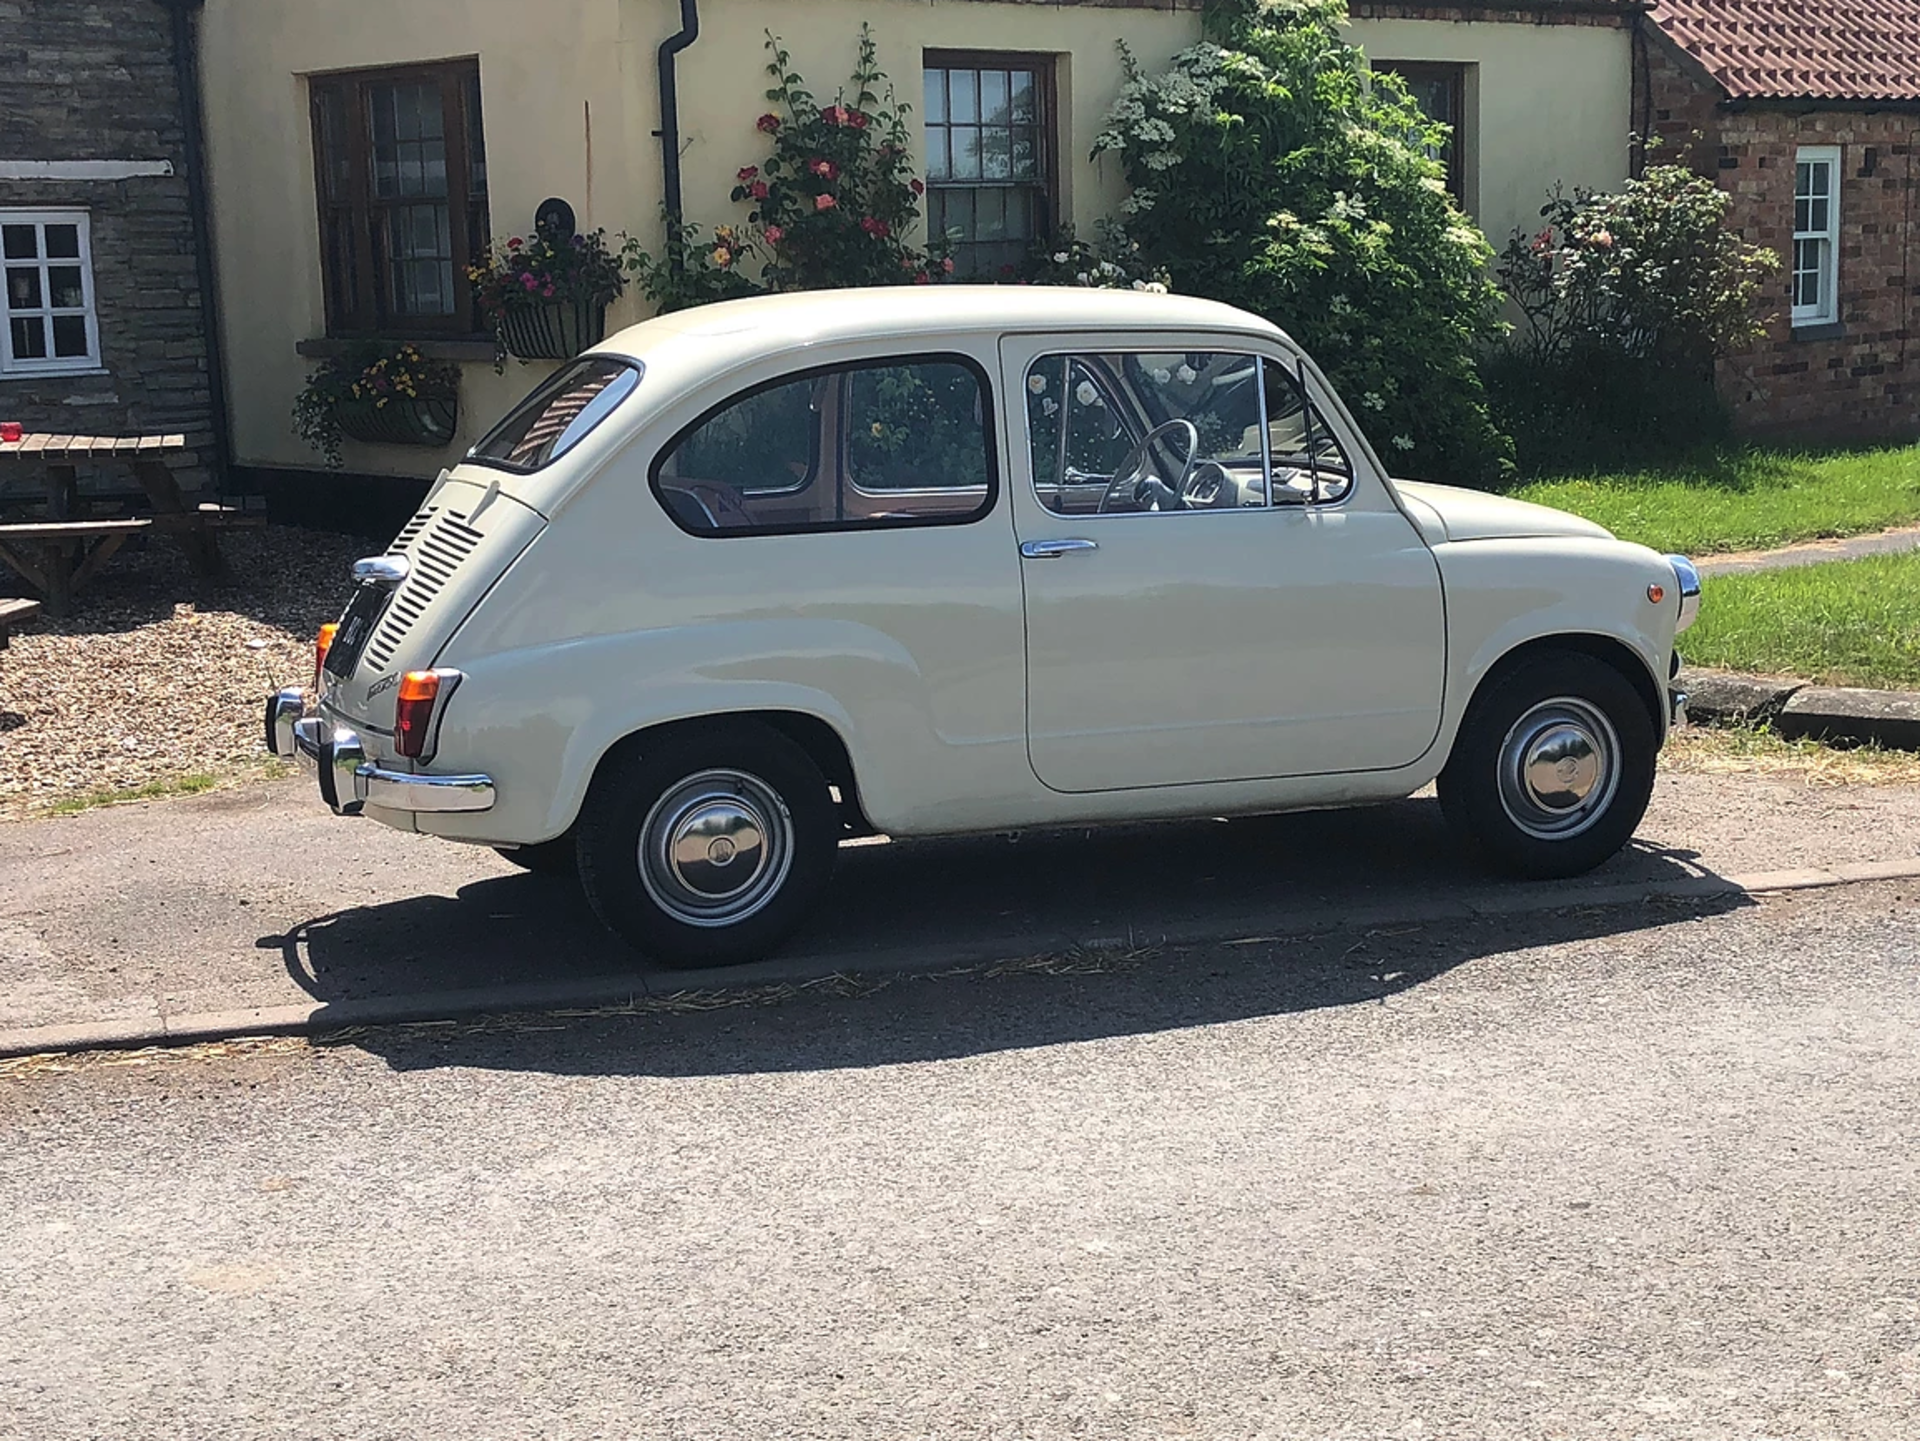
xmin=1020 ymin=538 xmax=1099 ymax=559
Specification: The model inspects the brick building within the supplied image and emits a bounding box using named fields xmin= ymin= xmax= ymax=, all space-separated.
xmin=1639 ymin=0 xmax=1920 ymax=438
xmin=0 ymin=0 xmax=222 ymax=494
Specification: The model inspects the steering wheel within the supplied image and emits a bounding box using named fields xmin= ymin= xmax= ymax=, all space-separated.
xmin=1179 ymin=460 xmax=1234 ymax=510
xmin=1099 ymin=419 xmax=1199 ymax=513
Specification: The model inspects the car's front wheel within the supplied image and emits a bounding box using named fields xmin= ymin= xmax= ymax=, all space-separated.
xmin=1437 ymin=651 xmax=1657 ymax=879
xmin=576 ymin=722 xmax=837 ymax=967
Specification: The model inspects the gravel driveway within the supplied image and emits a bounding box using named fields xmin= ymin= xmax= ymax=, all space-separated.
xmin=0 ymin=525 xmax=361 ymax=817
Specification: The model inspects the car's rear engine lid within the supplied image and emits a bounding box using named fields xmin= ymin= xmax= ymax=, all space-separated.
xmin=1393 ymin=479 xmax=1613 ymax=543
xmin=324 ymin=475 xmax=543 ymax=726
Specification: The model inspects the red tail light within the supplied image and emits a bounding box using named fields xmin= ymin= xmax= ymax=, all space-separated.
xmin=394 ymin=670 xmax=442 ymax=759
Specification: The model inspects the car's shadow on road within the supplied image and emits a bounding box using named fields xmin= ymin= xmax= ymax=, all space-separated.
xmin=259 ymin=796 xmax=1750 ymax=1075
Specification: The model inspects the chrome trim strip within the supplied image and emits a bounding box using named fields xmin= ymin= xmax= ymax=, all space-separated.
xmin=265 ymin=687 xmax=308 ymax=757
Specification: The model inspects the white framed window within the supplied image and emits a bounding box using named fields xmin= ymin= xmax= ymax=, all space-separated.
xmin=1792 ymin=146 xmax=1840 ymax=328
xmin=1 ymin=210 xmax=100 ymax=376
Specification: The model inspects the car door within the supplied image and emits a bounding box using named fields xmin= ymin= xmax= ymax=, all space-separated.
xmin=1001 ymin=331 xmax=1447 ymax=794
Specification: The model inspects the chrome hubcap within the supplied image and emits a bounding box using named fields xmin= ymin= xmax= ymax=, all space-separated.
xmin=638 ymin=769 xmax=793 ymax=928
xmin=1498 ymin=697 xmax=1620 ymax=840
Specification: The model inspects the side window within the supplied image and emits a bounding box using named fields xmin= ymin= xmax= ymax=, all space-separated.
xmin=1027 ymin=351 xmax=1266 ymax=515
xmin=845 ymin=361 xmax=990 ymax=493
xmin=653 ymin=356 xmax=995 ymax=535
xmin=1262 ymin=363 xmax=1353 ymax=504
xmin=663 ymin=373 xmax=819 ymax=496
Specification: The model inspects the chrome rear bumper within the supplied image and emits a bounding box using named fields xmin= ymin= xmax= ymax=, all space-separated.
xmin=264 ymin=687 xmax=494 ymax=815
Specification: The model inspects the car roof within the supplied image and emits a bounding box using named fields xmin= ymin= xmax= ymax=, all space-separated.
xmin=596 ymin=285 xmax=1292 ymax=372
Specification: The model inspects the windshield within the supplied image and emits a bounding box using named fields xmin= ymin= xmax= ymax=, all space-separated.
xmin=468 ymin=357 xmax=643 ymax=473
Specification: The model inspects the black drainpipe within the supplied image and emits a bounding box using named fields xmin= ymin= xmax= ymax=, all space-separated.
xmin=158 ymin=0 xmax=233 ymax=493
xmin=655 ymin=0 xmax=702 ymax=249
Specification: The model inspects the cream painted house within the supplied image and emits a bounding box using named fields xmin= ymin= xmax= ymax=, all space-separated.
xmin=196 ymin=0 xmax=1634 ymax=506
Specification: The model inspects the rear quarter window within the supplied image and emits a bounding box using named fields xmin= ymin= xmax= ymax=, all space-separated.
xmin=469 ymin=357 xmax=643 ymax=473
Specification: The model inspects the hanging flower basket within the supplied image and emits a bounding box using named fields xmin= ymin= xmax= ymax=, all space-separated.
xmin=496 ymin=299 xmax=609 ymax=361
xmin=334 ymin=396 xmax=460 ymax=449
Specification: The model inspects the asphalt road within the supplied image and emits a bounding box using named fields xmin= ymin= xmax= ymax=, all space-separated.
xmin=4 ymin=877 xmax=1919 ymax=1440
xmin=5 ymin=767 xmax=1920 ymax=1035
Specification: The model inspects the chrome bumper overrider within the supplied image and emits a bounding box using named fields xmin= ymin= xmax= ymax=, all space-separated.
xmin=264 ymin=687 xmax=494 ymax=816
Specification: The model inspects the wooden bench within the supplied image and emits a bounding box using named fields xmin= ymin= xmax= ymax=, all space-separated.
xmin=0 ymin=432 xmax=258 ymax=615
xmin=0 ymin=519 xmax=153 ymax=618
xmin=0 ymin=596 xmax=40 ymax=648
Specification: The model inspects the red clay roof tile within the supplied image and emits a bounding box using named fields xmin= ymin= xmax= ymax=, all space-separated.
xmin=1650 ymin=0 xmax=1920 ymax=102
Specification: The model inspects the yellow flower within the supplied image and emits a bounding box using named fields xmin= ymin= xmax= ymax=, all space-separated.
xmin=712 ymin=246 xmax=732 ymax=268
xmin=870 ymin=421 xmax=884 ymax=437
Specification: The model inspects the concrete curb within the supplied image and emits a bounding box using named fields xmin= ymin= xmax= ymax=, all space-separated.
xmin=5 ymin=857 xmax=1918 ymax=1061
xmin=1680 ymin=667 xmax=1920 ymax=749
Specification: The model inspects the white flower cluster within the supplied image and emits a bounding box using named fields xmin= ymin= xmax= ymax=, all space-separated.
xmin=1090 ymin=42 xmax=1244 ymax=213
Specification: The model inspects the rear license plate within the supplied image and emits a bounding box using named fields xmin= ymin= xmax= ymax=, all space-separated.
xmin=325 ymin=583 xmax=392 ymax=680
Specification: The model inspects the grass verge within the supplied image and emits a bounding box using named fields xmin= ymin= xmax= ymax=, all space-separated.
xmin=25 ymin=758 xmax=291 ymax=819
xmin=1664 ymin=722 xmax=1920 ymax=786
xmin=1514 ymin=443 xmax=1920 ymax=555
xmin=1681 ymin=550 xmax=1920 ymax=689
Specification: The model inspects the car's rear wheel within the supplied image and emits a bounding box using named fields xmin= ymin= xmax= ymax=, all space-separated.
xmin=576 ymin=722 xmax=837 ymax=967
xmin=494 ymin=836 xmax=576 ymax=876
xmin=1438 ymin=651 xmax=1656 ymax=879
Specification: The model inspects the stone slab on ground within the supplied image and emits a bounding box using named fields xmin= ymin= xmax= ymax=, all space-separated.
xmin=1678 ymin=666 xmax=1805 ymax=724
xmin=1697 ymin=523 xmax=1920 ymax=576
xmin=1779 ymin=685 xmax=1920 ymax=750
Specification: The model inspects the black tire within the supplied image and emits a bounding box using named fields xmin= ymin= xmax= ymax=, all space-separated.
xmin=575 ymin=721 xmax=837 ymax=967
xmin=1437 ymin=651 xmax=1657 ymax=879
xmin=493 ymin=836 xmax=576 ymax=877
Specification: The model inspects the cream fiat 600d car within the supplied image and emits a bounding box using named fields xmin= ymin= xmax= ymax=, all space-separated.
xmin=267 ymin=287 xmax=1700 ymax=967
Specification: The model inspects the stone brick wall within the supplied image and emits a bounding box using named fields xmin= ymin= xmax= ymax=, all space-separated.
xmin=1641 ymin=34 xmax=1920 ymax=440
xmin=0 ymin=0 xmax=214 ymax=495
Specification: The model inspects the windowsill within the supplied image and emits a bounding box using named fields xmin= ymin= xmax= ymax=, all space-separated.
xmin=0 ymin=366 xmax=110 ymax=381
xmin=1789 ymin=320 xmax=1846 ymax=342
xmin=297 ymin=336 xmax=496 ymax=363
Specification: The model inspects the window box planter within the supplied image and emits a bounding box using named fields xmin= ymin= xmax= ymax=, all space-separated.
xmin=496 ymin=300 xmax=610 ymax=362
xmin=334 ymin=396 xmax=460 ymax=449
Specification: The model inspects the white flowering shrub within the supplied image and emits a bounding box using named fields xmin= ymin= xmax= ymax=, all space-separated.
xmin=1023 ymin=221 xmax=1170 ymax=292
xmin=1088 ymin=0 xmax=1513 ymax=486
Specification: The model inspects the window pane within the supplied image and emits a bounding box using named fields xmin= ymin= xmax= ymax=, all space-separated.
xmin=2 ymin=225 xmax=36 ymax=260
xmin=47 ymin=265 xmax=84 ymax=309
xmin=942 ymin=188 xmax=976 ymax=239
xmin=1809 ymin=196 xmax=1829 ymax=234
xmin=846 ymin=362 xmax=989 ymax=493
xmin=465 ymin=70 xmax=488 ymax=196
xmin=659 ymin=373 xmax=819 ymax=503
xmin=981 ymin=70 xmax=1009 ymax=124
xmin=43 ymin=224 xmax=80 ymax=260
xmin=1032 ymin=352 xmax=1269 ymax=515
xmin=1794 ymin=196 xmax=1812 ymax=233
xmin=7 ymin=267 xmax=42 ymax=310
xmin=924 ymin=68 xmax=947 ymax=124
xmin=1795 ymin=160 xmax=1812 ymax=198
xmin=10 ymin=315 xmax=46 ymax=359
xmin=1012 ymin=127 xmax=1038 ymax=180
xmin=50 ymin=314 xmax=88 ymax=358
xmin=1010 ymin=70 xmax=1035 ymax=125
xmin=949 ymin=68 xmax=978 ymax=124
xmin=952 ymin=127 xmax=982 ymax=179
xmin=472 ymin=358 xmax=643 ymax=472
xmin=982 ymin=124 xmax=1011 ymax=181
xmin=925 ymin=127 xmax=950 ymax=181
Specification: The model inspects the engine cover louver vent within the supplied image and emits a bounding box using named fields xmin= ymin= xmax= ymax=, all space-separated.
xmin=360 ymin=504 xmax=484 ymax=674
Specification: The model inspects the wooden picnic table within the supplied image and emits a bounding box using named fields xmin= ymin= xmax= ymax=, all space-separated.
xmin=0 ymin=432 xmax=260 ymax=616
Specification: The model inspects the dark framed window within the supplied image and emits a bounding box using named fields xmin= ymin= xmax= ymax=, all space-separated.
xmin=923 ymin=52 xmax=1057 ymax=279
xmin=651 ymin=354 xmax=997 ymax=537
xmin=310 ymin=59 xmax=490 ymax=337
xmin=1376 ymin=61 xmax=1466 ymax=206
